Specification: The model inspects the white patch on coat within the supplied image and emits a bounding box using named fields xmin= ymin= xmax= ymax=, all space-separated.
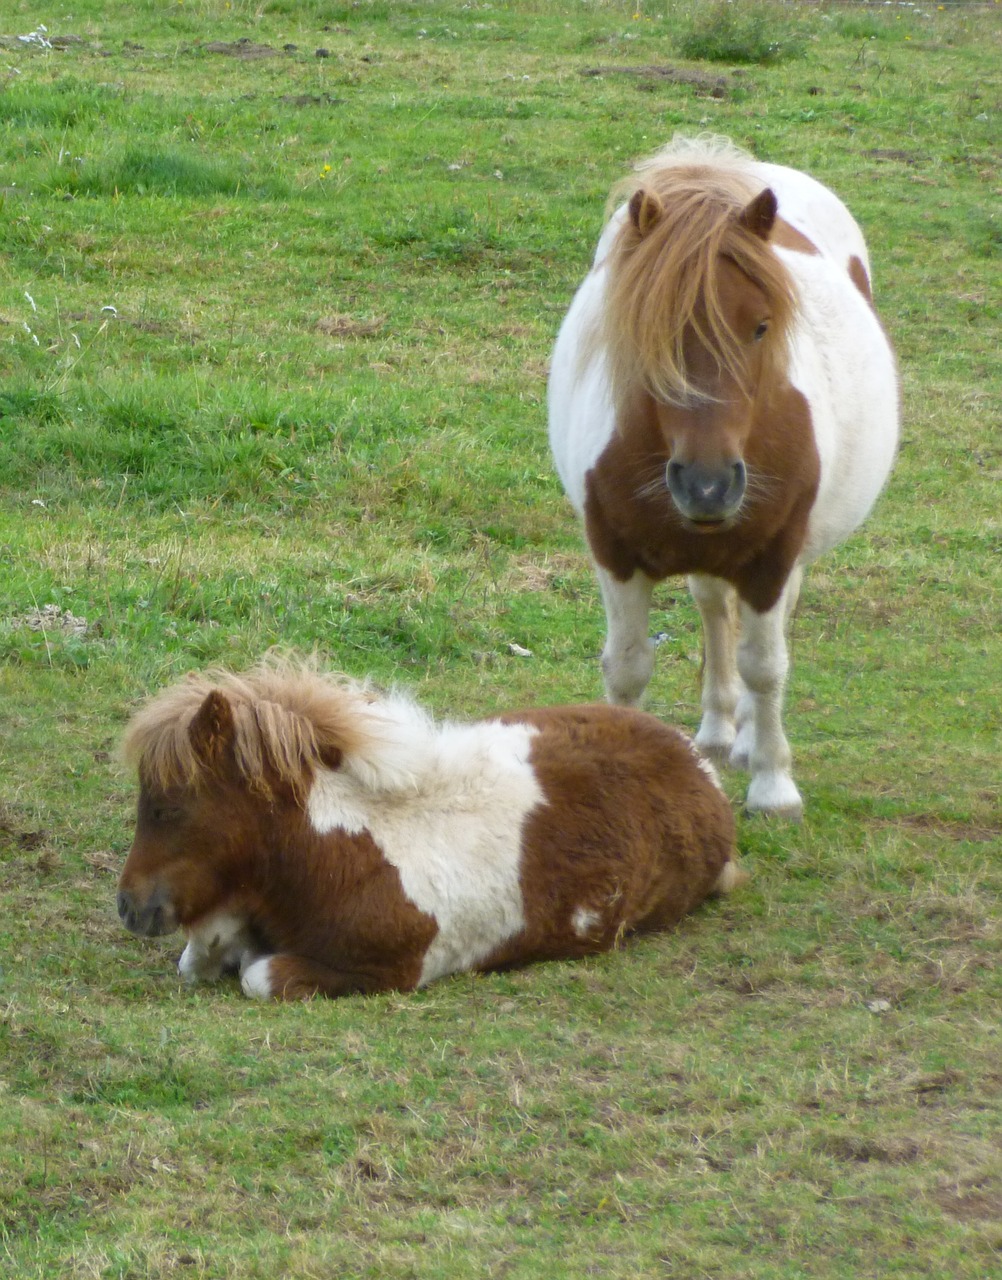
xmin=713 ymin=861 xmax=747 ymax=895
xmin=178 ymin=912 xmax=256 ymax=984
xmin=307 ymin=702 xmax=543 ymax=987
xmin=240 ymin=956 xmax=275 ymax=999
xmin=677 ymin=730 xmax=725 ymax=792
xmin=571 ymin=907 xmax=601 ymax=937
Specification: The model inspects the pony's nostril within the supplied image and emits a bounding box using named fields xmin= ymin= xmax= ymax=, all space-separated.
xmin=117 ymin=890 xmax=130 ymax=921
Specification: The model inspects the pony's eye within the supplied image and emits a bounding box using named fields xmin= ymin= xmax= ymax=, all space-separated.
xmin=753 ymin=321 xmax=769 ymax=342
xmin=152 ymin=806 xmax=182 ymax=825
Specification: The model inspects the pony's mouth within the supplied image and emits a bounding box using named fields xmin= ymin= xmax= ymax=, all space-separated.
xmin=684 ymin=515 xmax=732 ymax=534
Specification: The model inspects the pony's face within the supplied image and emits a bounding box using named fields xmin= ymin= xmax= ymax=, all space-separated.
xmin=117 ymin=775 xmax=265 ymax=938
xmin=656 ymin=258 xmax=773 ymax=530
xmin=610 ymin=182 xmax=792 ymax=531
xmin=117 ymin=688 xmax=287 ymax=940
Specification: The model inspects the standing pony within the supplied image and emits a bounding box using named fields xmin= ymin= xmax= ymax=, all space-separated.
xmin=117 ymin=658 xmax=741 ymax=1000
xmin=549 ymin=135 xmax=899 ymax=818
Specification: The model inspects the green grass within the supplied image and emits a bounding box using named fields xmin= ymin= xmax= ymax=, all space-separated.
xmin=1 ymin=1 xmax=1001 ymax=1276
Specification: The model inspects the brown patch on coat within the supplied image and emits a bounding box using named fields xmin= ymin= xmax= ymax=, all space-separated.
xmin=584 ymin=383 xmax=819 ymax=613
xmin=771 ymin=218 xmax=820 ymax=255
xmin=485 ymin=704 xmax=737 ymax=969
xmin=847 ymin=254 xmax=873 ymax=304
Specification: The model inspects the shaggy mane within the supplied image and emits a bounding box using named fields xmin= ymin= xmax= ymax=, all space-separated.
xmin=121 ymin=655 xmax=429 ymax=800
xmin=597 ymin=135 xmax=798 ymax=409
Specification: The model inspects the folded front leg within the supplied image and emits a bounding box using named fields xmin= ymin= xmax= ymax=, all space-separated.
xmin=178 ymin=913 xmax=257 ymax=984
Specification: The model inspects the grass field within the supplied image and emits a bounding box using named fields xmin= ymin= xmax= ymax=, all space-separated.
xmin=1 ymin=1 xmax=1000 ymax=1276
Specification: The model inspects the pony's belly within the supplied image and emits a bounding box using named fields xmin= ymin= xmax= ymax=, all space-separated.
xmin=792 ymin=309 xmax=900 ymax=560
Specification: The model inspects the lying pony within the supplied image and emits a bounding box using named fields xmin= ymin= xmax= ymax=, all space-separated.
xmin=117 ymin=658 xmax=743 ymax=1000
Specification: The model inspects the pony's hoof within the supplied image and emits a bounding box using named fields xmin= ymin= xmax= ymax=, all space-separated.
xmin=745 ymin=774 xmax=803 ymax=821
xmin=729 ymin=726 xmax=754 ymax=772
xmin=241 ymin=957 xmax=275 ymax=1000
xmin=178 ymin=942 xmax=218 ymax=984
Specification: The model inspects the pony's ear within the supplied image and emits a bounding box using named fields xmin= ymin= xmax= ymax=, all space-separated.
xmin=189 ymin=690 xmax=236 ymax=768
xmin=738 ymin=188 xmax=778 ymax=240
xmin=628 ymin=188 xmax=663 ymax=237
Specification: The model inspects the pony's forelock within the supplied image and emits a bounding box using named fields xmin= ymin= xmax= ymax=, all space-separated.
xmin=121 ymin=655 xmax=430 ymax=801
xmin=597 ymin=134 xmax=798 ymax=410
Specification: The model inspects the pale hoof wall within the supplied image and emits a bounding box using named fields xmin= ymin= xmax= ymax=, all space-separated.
xmin=745 ymin=774 xmax=804 ymax=822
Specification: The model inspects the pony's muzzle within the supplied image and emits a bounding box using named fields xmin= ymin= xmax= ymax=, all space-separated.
xmin=666 ymin=459 xmax=746 ymax=525
xmin=117 ymin=885 xmax=177 ymax=938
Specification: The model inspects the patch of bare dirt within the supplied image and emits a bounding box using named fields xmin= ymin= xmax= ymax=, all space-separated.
xmin=0 ymin=801 xmax=49 ymax=853
xmin=280 ymin=93 xmax=344 ymax=108
xmin=817 ymin=1134 xmax=922 ymax=1164
xmin=934 ymin=1182 xmax=1002 ymax=1223
xmin=865 ymin=149 xmax=922 ymax=165
xmin=580 ymin=64 xmax=730 ymax=97
xmin=871 ymin=812 xmax=1002 ymax=844
xmin=317 ymin=314 xmax=385 ymax=339
xmin=200 ymin=38 xmax=287 ymax=60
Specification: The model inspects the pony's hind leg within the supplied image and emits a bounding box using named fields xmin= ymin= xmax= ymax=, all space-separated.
xmin=596 ymin=566 xmax=657 ymax=706
xmin=241 ymin=954 xmax=408 ymax=1001
xmin=736 ymin=568 xmax=804 ymax=820
xmin=689 ymin=574 xmax=742 ymax=764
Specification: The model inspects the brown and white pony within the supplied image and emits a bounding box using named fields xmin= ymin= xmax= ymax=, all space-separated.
xmin=549 ymin=135 xmax=899 ymax=818
xmin=116 ymin=659 xmax=742 ymax=1000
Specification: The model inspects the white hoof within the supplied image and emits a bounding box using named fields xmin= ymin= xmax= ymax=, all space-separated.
xmin=745 ymin=772 xmax=804 ymax=821
xmin=729 ymin=723 xmax=754 ymax=771
xmin=178 ymin=941 xmax=218 ymax=984
xmin=240 ymin=957 xmax=275 ymax=1000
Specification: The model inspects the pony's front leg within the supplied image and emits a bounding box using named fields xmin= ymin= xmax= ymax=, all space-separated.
xmin=689 ymin=573 xmax=742 ymax=764
xmin=596 ymin=566 xmax=656 ymax=706
xmin=736 ymin=568 xmax=804 ymax=820
xmin=178 ymin=913 xmax=256 ymax=984
xmin=241 ymin=954 xmax=407 ymax=1001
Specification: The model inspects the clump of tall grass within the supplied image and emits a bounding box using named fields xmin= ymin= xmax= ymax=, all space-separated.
xmin=676 ymin=1 xmax=809 ymax=65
